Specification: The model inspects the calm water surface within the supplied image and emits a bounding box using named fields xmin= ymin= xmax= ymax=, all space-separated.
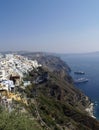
xmin=60 ymin=54 xmax=99 ymax=119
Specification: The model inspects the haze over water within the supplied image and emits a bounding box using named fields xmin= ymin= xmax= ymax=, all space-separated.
xmin=60 ymin=53 xmax=99 ymax=119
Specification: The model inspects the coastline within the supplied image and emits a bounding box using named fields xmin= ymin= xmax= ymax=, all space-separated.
xmin=85 ymin=103 xmax=96 ymax=118
xmin=60 ymin=54 xmax=99 ymax=122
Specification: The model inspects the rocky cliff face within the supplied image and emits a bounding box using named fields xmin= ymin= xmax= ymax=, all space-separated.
xmin=21 ymin=52 xmax=72 ymax=82
xmin=19 ymin=52 xmax=99 ymax=130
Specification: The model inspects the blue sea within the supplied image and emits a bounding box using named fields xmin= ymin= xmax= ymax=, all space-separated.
xmin=59 ymin=53 xmax=99 ymax=120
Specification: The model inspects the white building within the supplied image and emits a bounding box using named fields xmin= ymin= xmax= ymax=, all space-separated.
xmin=0 ymin=54 xmax=41 ymax=91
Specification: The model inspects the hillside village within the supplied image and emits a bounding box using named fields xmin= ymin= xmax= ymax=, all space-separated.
xmin=0 ymin=54 xmax=41 ymax=110
xmin=0 ymin=53 xmax=99 ymax=130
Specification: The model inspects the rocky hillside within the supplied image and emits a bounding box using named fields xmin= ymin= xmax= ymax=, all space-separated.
xmin=18 ymin=52 xmax=99 ymax=130
xmin=1 ymin=52 xmax=98 ymax=130
xmin=23 ymin=66 xmax=99 ymax=130
xmin=21 ymin=52 xmax=73 ymax=83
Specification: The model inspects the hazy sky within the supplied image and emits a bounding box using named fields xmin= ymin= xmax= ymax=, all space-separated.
xmin=0 ymin=0 xmax=99 ymax=53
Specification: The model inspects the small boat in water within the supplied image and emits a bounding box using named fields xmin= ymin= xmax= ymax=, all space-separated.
xmin=74 ymin=78 xmax=88 ymax=83
xmin=74 ymin=71 xmax=85 ymax=75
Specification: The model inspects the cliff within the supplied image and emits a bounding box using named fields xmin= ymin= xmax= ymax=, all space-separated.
xmin=20 ymin=52 xmax=99 ymax=130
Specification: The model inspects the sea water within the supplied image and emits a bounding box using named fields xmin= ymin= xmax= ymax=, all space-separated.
xmin=59 ymin=53 xmax=99 ymax=120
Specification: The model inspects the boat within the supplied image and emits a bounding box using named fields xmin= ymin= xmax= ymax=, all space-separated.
xmin=74 ymin=71 xmax=85 ymax=75
xmin=74 ymin=78 xmax=88 ymax=83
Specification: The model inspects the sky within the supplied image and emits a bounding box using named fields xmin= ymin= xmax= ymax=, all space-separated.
xmin=0 ymin=0 xmax=99 ymax=53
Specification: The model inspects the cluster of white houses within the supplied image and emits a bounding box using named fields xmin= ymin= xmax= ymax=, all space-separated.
xmin=0 ymin=54 xmax=41 ymax=92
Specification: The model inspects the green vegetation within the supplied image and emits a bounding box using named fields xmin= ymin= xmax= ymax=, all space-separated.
xmin=0 ymin=106 xmax=43 ymax=130
xmin=0 ymin=54 xmax=99 ymax=130
xmin=24 ymin=67 xmax=99 ymax=130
